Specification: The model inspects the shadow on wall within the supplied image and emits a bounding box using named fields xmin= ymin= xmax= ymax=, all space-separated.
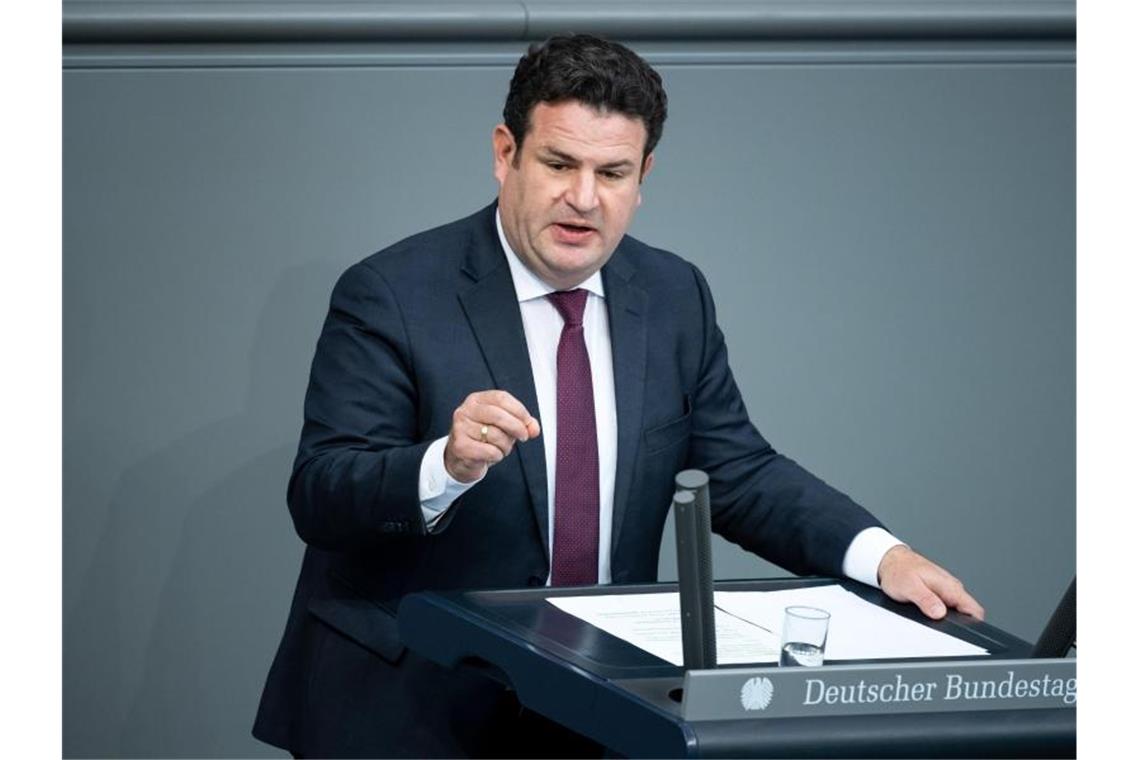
xmin=66 ymin=261 xmax=340 ymax=758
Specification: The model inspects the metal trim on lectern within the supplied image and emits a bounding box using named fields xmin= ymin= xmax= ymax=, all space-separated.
xmin=681 ymin=658 xmax=1075 ymax=721
xmin=397 ymin=578 xmax=1076 ymax=758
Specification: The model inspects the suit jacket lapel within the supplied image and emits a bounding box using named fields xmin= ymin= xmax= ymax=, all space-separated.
xmin=457 ymin=206 xmax=550 ymax=561
xmin=602 ymin=246 xmax=648 ymax=565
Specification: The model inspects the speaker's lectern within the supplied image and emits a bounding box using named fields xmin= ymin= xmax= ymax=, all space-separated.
xmin=398 ymin=578 xmax=1075 ymax=758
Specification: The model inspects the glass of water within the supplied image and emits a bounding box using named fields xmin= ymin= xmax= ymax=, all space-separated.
xmin=780 ymin=606 xmax=830 ymax=667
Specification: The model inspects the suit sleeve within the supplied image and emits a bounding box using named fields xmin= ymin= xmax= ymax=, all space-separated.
xmin=684 ymin=264 xmax=886 ymax=578
xmin=287 ymin=261 xmax=439 ymax=551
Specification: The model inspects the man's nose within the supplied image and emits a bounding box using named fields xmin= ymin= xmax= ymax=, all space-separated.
xmin=564 ymin=170 xmax=599 ymax=214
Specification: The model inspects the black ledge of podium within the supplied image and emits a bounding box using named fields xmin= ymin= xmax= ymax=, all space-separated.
xmin=397 ymin=577 xmax=1075 ymax=758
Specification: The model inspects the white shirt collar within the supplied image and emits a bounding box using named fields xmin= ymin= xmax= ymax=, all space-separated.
xmin=496 ymin=208 xmax=606 ymax=303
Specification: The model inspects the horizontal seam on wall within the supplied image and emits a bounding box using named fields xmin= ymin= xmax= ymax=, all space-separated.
xmin=63 ymin=1 xmax=1077 ymax=46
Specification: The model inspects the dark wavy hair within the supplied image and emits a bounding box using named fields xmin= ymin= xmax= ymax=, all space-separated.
xmin=503 ymin=34 xmax=668 ymax=164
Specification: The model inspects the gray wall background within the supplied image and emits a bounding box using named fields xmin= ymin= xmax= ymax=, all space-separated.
xmin=63 ymin=2 xmax=1075 ymax=757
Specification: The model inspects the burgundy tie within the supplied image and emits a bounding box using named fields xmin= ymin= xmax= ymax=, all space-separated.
xmin=547 ymin=289 xmax=600 ymax=586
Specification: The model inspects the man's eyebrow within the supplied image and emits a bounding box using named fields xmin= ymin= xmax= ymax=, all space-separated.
xmin=598 ymin=159 xmax=637 ymax=171
xmin=538 ymin=147 xmax=637 ymax=171
xmin=538 ymin=148 xmax=580 ymax=164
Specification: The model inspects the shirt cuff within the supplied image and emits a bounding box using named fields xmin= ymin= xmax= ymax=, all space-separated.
xmin=842 ymin=527 xmax=905 ymax=588
xmin=419 ymin=436 xmax=482 ymax=529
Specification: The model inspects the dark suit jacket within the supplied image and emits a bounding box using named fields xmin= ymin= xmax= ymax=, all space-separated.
xmin=253 ymin=202 xmax=883 ymax=757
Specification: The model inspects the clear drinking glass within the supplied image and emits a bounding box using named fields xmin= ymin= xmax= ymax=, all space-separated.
xmin=780 ymin=605 xmax=830 ymax=667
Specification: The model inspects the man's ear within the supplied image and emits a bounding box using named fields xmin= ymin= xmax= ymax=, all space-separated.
xmin=492 ymin=124 xmax=517 ymax=186
xmin=636 ymin=153 xmax=655 ymax=206
xmin=639 ymin=153 xmax=655 ymax=184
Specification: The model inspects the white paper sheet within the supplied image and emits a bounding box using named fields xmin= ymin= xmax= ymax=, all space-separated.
xmin=714 ymin=585 xmax=989 ymax=660
xmin=548 ymin=592 xmax=780 ymax=665
xmin=547 ymin=584 xmax=987 ymax=667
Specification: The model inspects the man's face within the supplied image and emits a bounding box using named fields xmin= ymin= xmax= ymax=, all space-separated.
xmin=493 ymin=100 xmax=654 ymax=290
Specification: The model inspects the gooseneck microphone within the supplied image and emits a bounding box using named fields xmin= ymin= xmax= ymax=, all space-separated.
xmin=673 ymin=469 xmax=717 ymax=669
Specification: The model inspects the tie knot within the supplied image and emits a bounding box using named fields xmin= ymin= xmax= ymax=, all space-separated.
xmin=547 ymin=289 xmax=589 ymax=327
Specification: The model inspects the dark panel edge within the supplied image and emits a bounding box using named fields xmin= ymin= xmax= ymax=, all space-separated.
xmin=63 ymin=1 xmax=1076 ymax=45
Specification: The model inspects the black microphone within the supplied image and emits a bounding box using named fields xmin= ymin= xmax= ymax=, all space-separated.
xmin=673 ymin=469 xmax=716 ymax=669
xmin=1032 ymin=577 xmax=1076 ymax=658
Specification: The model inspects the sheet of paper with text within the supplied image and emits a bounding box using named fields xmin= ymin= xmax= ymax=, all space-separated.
xmin=548 ymin=584 xmax=988 ymax=666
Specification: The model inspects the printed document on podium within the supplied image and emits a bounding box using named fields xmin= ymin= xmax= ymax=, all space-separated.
xmin=548 ymin=584 xmax=987 ymax=666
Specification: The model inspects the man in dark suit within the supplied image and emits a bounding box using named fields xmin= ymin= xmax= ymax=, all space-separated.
xmin=253 ymin=34 xmax=984 ymax=758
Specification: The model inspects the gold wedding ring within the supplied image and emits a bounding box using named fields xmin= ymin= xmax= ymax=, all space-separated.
xmin=480 ymin=424 xmax=489 ymax=443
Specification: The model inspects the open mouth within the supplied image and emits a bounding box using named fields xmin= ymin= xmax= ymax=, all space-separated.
xmin=552 ymin=222 xmax=597 ymax=244
xmin=555 ymin=222 xmax=595 ymax=234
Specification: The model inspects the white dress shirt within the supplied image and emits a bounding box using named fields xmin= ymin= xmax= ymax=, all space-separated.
xmin=417 ymin=210 xmax=901 ymax=587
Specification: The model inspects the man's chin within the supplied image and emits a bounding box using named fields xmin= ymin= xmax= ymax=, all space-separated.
xmin=531 ymin=258 xmax=593 ymax=289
